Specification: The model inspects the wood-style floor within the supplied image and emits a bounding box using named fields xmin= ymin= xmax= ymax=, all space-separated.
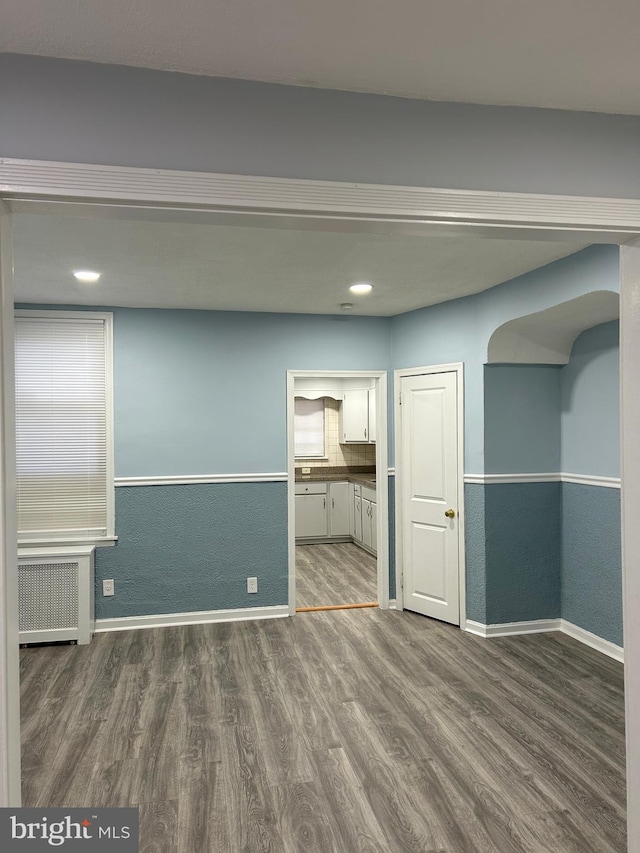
xmin=296 ymin=542 xmax=377 ymax=607
xmin=20 ymin=608 xmax=625 ymax=852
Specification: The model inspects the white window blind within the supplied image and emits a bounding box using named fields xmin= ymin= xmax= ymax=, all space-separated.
xmin=14 ymin=314 xmax=113 ymax=541
xmin=294 ymin=398 xmax=325 ymax=457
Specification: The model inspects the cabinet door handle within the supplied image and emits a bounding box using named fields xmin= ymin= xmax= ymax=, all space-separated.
xmin=364 ymin=428 xmax=367 ymax=439
xmin=323 ymin=498 xmax=326 ymax=509
xmin=332 ymin=498 xmax=335 ymax=509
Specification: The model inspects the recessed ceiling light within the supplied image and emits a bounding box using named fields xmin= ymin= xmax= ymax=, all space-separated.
xmin=73 ymin=270 xmax=101 ymax=283
xmin=349 ymin=283 xmax=373 ymax=295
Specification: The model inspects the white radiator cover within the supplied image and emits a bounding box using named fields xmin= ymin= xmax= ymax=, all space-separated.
xmin=17 ymin=546 xmax=95 ymax=645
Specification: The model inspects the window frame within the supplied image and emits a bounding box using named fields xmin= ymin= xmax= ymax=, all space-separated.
xmin=14 ymin=309 xmax=116 ymax=547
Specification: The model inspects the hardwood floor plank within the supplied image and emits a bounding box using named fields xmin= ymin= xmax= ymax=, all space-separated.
xmin=20 ymin=608 xmax=626 ymax=852
xmin=312 ymin=747 xmax=391 ymax=853
xmin=270 ymin=781 xmax=344 ymax=853
xmin=296 ymin=542 xmax=377 ymax=607
xmin=177 ymin=760 xmax=232 ymax=853
xmin=138 ymin=801 xmax=178 ymax=853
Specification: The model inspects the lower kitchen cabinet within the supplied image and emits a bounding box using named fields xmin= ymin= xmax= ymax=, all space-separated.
xmin=352 ymin=484 xmax=377 ymax=556
xmin=295 ymin=479 xmax=376 ymax=553
xmin=295 ymin=482 xmax=328 ymax=539
xmin=362 ymin=498 xmax=377 ymax=551
xmin=295 ymin=481 xmax=349 ymax=541
xmin=329 ymin=481 xmax=350 ymax=536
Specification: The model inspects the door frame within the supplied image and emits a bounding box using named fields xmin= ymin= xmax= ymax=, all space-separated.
xmin=286 ymin=370 xmax=389 ymax=615
xmin=394 ymin=363 xmax=465 ymax=624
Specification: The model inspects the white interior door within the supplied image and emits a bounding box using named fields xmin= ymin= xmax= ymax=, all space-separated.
xmin=400 ymin=370 xmax=460 ymax=625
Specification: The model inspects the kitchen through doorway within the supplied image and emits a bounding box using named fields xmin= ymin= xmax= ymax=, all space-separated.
xmin=286 ymin=371 xmax=389 ymax=614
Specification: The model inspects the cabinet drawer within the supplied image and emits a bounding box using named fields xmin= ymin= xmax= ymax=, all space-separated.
xmin=295 ymin=482 xmax=327 ymax=495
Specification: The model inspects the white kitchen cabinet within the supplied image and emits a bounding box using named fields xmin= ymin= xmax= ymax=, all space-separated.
xmin=356 ymin=484 xmax=377 ymax=555
xmin=295 ymin=481 xmax=351 ymax=541
xmin=339 ymin=388 xmax=376 ymax=444
xmin=329 ymin=481 xmax=350 ymax=536
xmin=371 ymin=500 xmax=378 ymax=553
xmin=340 ymin=389 xmax=370 ymax=443
xmin=362 ymin=498 xmax=374 ymax=550
xmin=295 ymin=482 xmax=328 ymax=538
xmin=353 ymin=491 xmax=363 ymax=543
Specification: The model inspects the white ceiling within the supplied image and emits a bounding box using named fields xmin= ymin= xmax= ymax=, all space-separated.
xmin=12 ymin=213 xmax=587 ymax=316
xmin=3 ymin=0 xmax=640 ymax=115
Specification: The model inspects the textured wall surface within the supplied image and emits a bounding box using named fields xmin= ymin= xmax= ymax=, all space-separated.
xmin=95 ymin=482 xmax=288 ymax=619
xmin=5 ymin=54 xmax=640 ymax=198
xmin=484 ymin=483 xmax=561 ymax=624
xmin=464 ymin=484 xmax=487 ymax=624
xmin=113 ymin=307 xmax=390 ymax=477
xmin=562 ymin=483 xmax=622 ymax=646
xmin=561 ymin=321 xmax=620 ymax=478
xmin=484 ymin=365 xmax=561 ymax=474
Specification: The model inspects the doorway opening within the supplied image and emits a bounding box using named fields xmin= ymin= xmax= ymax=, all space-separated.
xmin=286 ymin=370 xmax=389 ymax=615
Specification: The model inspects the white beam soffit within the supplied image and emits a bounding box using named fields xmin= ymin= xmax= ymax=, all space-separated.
xmin=1 ymin=159 xmax=640 ymax=242
xmin=487 ymin=290 xmax=620 ymax=365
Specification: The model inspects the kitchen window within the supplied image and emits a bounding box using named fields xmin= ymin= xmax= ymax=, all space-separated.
xmin=14 ymin=310 xmax=115 ymax=545
xmin=294 ymin=398 xmax=325 ymax=458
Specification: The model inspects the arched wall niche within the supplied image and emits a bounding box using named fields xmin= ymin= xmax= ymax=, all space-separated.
xmin=486 ymin=290 xmax=620 ymax=365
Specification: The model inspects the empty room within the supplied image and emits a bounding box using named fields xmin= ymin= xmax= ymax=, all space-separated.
xmin=2 ymin=5 xmax=640 ymax=852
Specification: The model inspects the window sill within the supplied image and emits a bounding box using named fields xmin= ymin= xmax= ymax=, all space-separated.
xmin=17 ymin=536 xmax=118 ymax=549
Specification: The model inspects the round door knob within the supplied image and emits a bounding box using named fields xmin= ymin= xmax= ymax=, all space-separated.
xmin=444 ymin=509 xmax=455 ymax=518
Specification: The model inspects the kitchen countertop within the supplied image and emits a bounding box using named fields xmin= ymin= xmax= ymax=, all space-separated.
xmin=295 ymin=467 xmax=377 ymax=488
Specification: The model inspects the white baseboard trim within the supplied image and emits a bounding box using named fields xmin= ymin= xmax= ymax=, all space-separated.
xmin=464 ymin=617 xmax=623 ymax=662
xmin=95 ymin=604 xmax=289 ymax=633
xmin=560 ymin=619 xmax=624 ymax=662
xmin=464 ymin=618 xmax=561 ymax=637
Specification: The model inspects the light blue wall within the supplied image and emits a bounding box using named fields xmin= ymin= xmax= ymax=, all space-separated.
xmin=561 ymin=483 xmax=622 ymax=646
xmin=464 ymin=484 xmax=487 ymax=624
xmin=4 ymin=54 xmax=640 ymax=198
xmin=16 ymin=304 xmax=390 ymax=617
xmin=113 ymin=308 xmax=390 ymax=476
xmin=484 ymin=365 xmax=561 ymax=473
xmin=559 ymin=321 xmax=621 ymax=644
xmin=485 ymin=483 xmax=562 ymax=624
xmin=96 ymin=482 xmax=288 ymax=618
xmin=392 ymin=244 xmax=619 ymax=473
xmin=561 ymin=321 xmax=620 ymax=478
xmin=476 ymin=320 xmax=622 ymax=641
xmin=107 ymin=307 xmax=389 ymax=615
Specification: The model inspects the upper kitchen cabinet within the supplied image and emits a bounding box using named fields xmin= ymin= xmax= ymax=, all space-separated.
xmin=340 ymin=388 xmax=376 ymax=444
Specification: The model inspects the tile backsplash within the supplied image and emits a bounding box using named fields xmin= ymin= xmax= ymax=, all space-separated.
xmin=297 ymin=398 xmax=376 ymax=468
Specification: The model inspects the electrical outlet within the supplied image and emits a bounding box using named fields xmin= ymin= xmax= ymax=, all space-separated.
xmin=103 ymin=578 xmax=115 ymax=596
xmin=301 ymin=467 xmax=311 ymax=474
xmin=247 ymin=576 xmax=258 ymax=594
